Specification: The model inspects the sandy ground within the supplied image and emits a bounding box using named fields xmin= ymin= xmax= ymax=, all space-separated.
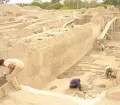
xmin=0 ymin=85 xmax=106 ymax=105
xmin=44 ymin=40 xmax=120 ymax=99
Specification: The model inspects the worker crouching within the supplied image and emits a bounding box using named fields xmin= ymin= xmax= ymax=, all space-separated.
xmin=69 ymin=78 xmax=82 ymax=91
xmin=0 ymin=59 xmax=24 ymax=91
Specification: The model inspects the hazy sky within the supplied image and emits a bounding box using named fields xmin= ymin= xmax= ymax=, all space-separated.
xmin=9 ymin=0 xmax=103 ymax=3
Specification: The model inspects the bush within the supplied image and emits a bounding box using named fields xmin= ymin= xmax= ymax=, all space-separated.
xmin=19 ymin=3 xmax=29 ymax=7
xmin=19 ymin=2 xmax=41 ymax=7
xmin=30 ymin=2 xmax=41 ymax=7
xmin=41 ymin=2 xmax=51 ymax=9
xmin=95 ymin=3 xmax=107 ymax=9
xmin=60 ymin=6 xmax=70 ymax=10
xmin=46 ymin=3 xmax=63 ymax=9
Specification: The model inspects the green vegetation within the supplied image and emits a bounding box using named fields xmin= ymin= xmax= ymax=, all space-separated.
xmin=103 ymin=0 xmax=120 ymax=7
xmin=51 ymin=0 xmax=61 ymax=4
xmin=30 ymin=2 xmax=41 ymax=7
xmin=95 ymin=3 xmax=107 ymax=9
xmin=18 ymin=0 xmax=120 ymax=10
xmin=46 ymin=3 xmax=63 ymax=10
xmin=40 ymin=2 xmax=51 ymax=9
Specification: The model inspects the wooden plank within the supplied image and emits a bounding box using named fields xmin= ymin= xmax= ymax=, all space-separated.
xmin=98 ymin=17 xmax=117 ymax=40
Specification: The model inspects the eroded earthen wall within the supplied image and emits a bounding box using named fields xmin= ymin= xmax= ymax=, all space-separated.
xmin=0 ymin=14 xmax=107 ymax=89
xmin=18 ymin=24 xmax=102 ymax=89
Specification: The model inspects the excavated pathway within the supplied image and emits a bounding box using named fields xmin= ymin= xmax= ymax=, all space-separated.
xmin=45 ymin=40 xmax=120 ymax=99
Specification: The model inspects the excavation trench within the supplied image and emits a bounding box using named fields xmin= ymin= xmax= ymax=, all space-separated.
xmin=43 ymin=17 xmax=120 ymax=99
xmin=44 ymin=40 xmax=120 ymax=99
xmin=0 ymin=11 xmax=119 ymax=97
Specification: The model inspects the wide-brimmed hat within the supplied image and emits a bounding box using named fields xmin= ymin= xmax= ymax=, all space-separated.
xmin=105 ymin=65 xmax=112 ymax=70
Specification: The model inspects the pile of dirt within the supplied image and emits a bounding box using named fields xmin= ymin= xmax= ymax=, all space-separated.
xmin=107 ymin=5 xmax=119 ymax=14
xmin=97 ymin=86 xmax=120 ymax=105
xmin=22 ymin=6 xmax=43 ymax=11
xmin=85 ymin=7 xmax=108 ymax=16
xmin=78 ymin=8 xmax=87 ymax=14
xmin=107 ymin=5 xmax=116 ymax=11
xmin=0 ymin=4 xmax=22 ymax=16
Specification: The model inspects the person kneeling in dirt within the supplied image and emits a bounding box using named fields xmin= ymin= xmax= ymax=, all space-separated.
xmin=96 ymin=40 xmax=105 ymax=51
xmin=105 ymin=66 xmax=117 ymax=79
xmin=97 ymin=43 xmax=105 ymax=51
xmin=69 ymin=78 xmax=82 ymax=91
xmin=100 ymin=43 xmax=105 ymax=51
xmin=0 ymin=58 xmax=24 ymax=91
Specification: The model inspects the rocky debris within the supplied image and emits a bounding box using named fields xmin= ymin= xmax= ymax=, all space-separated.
xmin=0 ymin=75 xmax=7 ymax=87
xmin=99 ymin=84 xmax=106 ymax=88
xmin=23 ymin=38 xmax=32 ymax=43
xmin=27 ymin=16 xmax=39 ymax=19
xmin=50 ymin=86 xmax=57 ymax=90
xmin=73 ymin=91 xmax=85 ymax=98
xmin=81 ymin=84 xmax=92 ymax=91
xmin=9 ymin=18 xmax=15 ymax=21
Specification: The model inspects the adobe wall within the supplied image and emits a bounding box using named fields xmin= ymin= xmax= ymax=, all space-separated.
xmin=16 ymin=16 xmax=104 ymax=89
xmin=0 ymin=13 xmax=109 ymax=89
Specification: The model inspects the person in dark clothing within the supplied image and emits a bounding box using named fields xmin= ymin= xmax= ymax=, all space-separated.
xmin=69 ymin=78 xmax=82 ymax=91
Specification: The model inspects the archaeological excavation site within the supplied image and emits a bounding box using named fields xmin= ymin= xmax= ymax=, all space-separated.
xmin=0 ymin=3 xmax=120 ymax=105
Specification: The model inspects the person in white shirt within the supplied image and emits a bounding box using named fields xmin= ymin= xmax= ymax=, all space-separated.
xmin=105 ymin=66 xmax=117 ymax=79
xmin=0 ymin=58 xmax=24 ymax=91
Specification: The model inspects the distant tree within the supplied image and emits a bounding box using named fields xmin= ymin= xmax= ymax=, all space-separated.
xmin=103 ymin=0 xmax=120 ymax=7
xmin=0 ymin=0 xmax=10 ymax=4
xmin=64 ymin=0 xmax=82 ymax=9
xmin=41 ymin=2 xmax=51 ymax=9
xmin=95 ymin=3 xmax=107 ymax=9
xmin=81 ymin=1 xmax=89 ymax=8
xmin=30 ymin=2 xmax=41 ymax=7
xmin=46 ymin=2 xmax=63 ymax=9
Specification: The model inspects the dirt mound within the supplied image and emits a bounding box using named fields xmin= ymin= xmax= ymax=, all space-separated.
xmin=85 ymin=7 xmax=108 ymax=15
xmin=0 ymin=4 xmax=22 ymax=16
xmin=22 ymin=6 xmax=43 ymax=11
xmin=107 ymin=5 xmax=119 ymax=13
xmin=107 ymin=5 xmax=115 ymax=10
xmin=106 ymin=86 xmax=120 ymax=100
xmin=97 ymin=87 xmax=120 ymax=105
